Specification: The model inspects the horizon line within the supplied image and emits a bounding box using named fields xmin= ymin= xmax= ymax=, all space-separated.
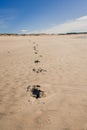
xmin=0 ymin=32 xmax=87 ymax=35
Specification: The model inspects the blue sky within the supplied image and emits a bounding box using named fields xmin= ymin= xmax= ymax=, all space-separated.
xmin=0 ymin=0 xmax=87 ymax=33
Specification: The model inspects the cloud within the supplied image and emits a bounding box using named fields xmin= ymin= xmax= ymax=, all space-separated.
xmin=42 ymin=15 xmax=87 ymax=34
xmin=20 ymin=29 xmax=29 ymax=34
xmin=29 ymin=15 xmax=87 ymax=34
xmin=20 ymin=15 xmax=87 ymax=34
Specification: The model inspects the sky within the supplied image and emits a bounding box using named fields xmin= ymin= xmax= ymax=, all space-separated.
xmin=0 ymin=0 xmax=87 ymax=34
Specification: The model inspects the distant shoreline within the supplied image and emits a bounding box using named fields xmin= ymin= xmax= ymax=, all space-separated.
xmin=0 ymin=32 xmax=87 ymax=36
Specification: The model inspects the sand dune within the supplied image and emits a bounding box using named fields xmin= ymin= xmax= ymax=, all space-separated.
xmin=0 ymin=35 xmax=87 ymax=130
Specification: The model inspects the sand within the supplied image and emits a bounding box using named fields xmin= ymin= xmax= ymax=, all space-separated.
xmin=0 ymin=35 xmax=87 ymax=130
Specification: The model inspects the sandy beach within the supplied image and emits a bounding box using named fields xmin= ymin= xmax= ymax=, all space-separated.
xmin=0 ymin=35 xmax=87 ymax=130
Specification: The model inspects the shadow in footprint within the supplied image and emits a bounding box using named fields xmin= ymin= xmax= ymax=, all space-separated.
xmin=34 ymin=60 xmax=40 ymax=63
xmin=32 ymin=88 xmax=41 ymax=99
xmin=26 ymin=85 xmax=45 ymax=99
xmin=32 ymin=68 xmax=47 ymax=73
xmin=35 ymin=52 xmax=38 ymax=54
xmin=33 ymin=46 xmax=37 ymax=51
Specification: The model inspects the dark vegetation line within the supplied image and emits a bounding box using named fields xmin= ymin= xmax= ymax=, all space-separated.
xmin=0 ymin=32 xmax=87 ymax=36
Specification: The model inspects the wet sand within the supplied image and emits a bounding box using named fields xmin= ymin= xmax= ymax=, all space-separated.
xmin=0 ymin=35 xmax=87 ymax=130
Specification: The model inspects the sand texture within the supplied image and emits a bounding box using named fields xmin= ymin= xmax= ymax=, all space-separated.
xmin=0 ymin=35 xmax=87 ymax=130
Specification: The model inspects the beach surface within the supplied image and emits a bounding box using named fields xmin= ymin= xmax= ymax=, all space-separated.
xmin=0 ymin=35 xmax=87 ymax=130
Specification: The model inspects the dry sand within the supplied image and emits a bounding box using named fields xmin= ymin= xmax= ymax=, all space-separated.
xmin=0 ymin=35 xmax=87 ymax=130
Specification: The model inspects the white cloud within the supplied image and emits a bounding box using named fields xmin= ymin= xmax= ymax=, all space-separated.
xmin=77 ymin=16 xmax=87 ymax=21
xmin=42 ymin=15 xmax=87 ymax=34
xmin=20 ymin=15 xmax=87 ymax=34
xmin=20 ymin=29 xmax=29 ymax=34
xmin=30 ymin=15 xmax=87 ymax=34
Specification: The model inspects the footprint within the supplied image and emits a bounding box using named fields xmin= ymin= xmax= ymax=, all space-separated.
xmin=33 ymin=42 xmax=36 ymax=44
xmin=26 ymin=85 xmax=45 ymax=99
xmin=32 ymin=68 xmax=40 ymax=73
xmin=34 ymin=60 xmax=40 ymax=64
xmin=8 ymin=51 xmax=10 ymax=54
xmin=35 ymin=52 xmax=38 ymax=54
xmin=32 ymin=68 xmax=47 ymax=73
xmin=62 ymin=128 xmax=70 ymax=130
xmin=33 ymin=46 xmax=37 ymax=51
xmin=32 ymin=68 xmax=36 ymax=72
xmin=39 ymin=55 xmax=43 ymax=57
